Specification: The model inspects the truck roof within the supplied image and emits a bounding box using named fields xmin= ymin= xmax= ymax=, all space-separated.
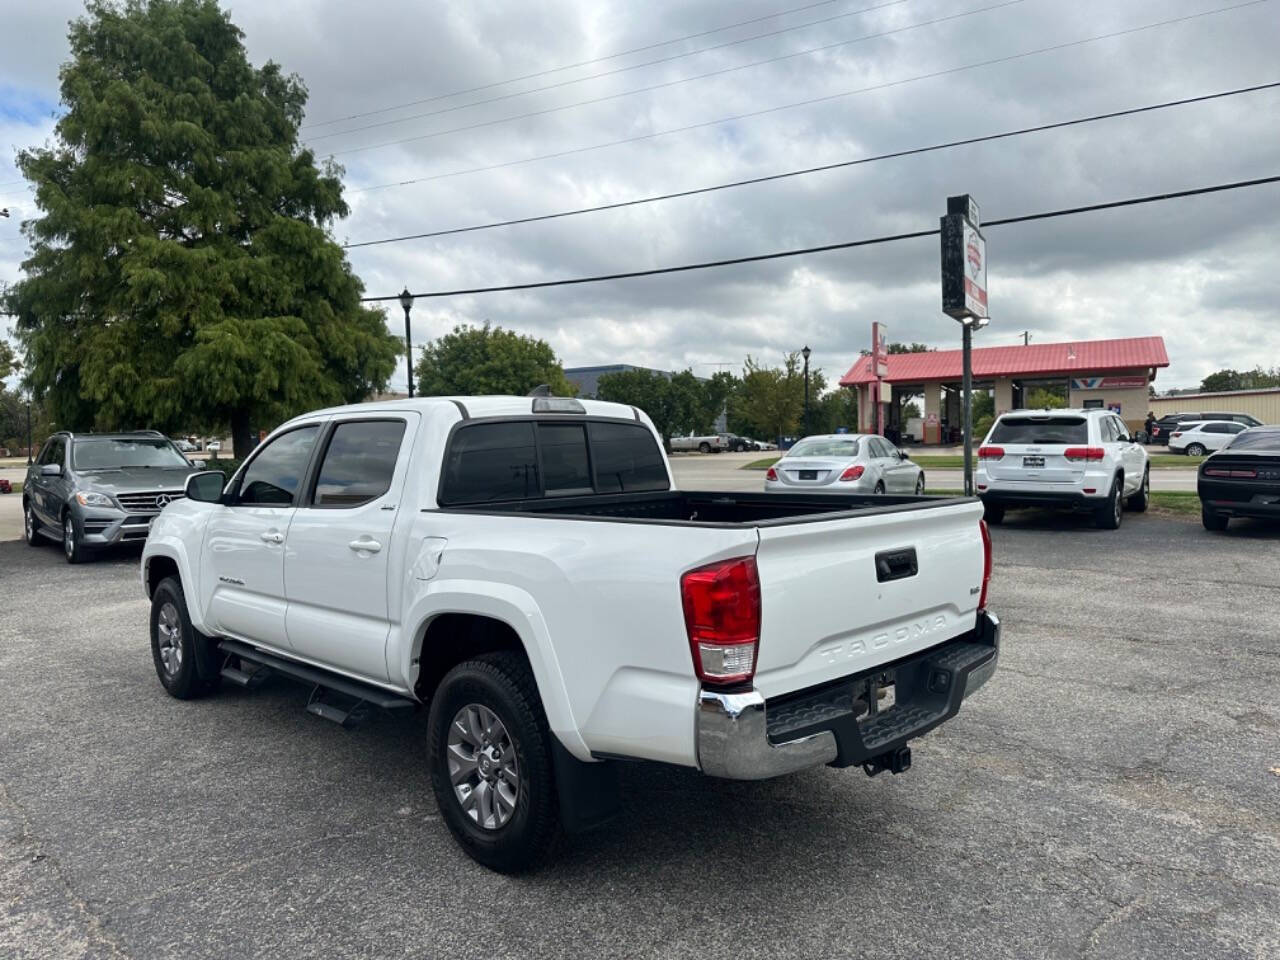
xmin=286 ymin=395 xmax=646 ymax=424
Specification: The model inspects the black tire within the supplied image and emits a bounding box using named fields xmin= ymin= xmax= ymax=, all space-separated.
xmin=873 ymin=481 xmax=885 ymax=495
xmin=23 ymin=499 xmax=41 ymax=546
xmin=150 ymin=576 xmax=222 ymax=699
xmin=1126 ymin=467 xmax=1150 ymax=512
xmin=428 ymin=652 xmax=560 ymax=873
xmin=1095 ymin=477 xmax=1122 ymax=530
xmin=915 ymin=473 xmax=926 ymax=495
xmin=1201 ymin=506 xmax=1229 ymax=532
xmin=698 ymin=442 xmax=711 ymax=454
xmin=983 ymin=502 xmax=1005 ymax=525
xmin=1186 ymin=443 xmax=1206 ymax=457
xmin=62 ymin=512 xmax=88 ymax=564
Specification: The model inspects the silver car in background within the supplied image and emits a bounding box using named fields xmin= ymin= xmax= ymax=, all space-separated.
xmin=763 ymin=434 xmax=925 ymax=495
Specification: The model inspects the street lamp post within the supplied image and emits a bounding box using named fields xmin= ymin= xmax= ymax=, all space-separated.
xmin=801 ymin=345 xmax=811 ymax=437
xmin=398 ymin=287 xmax=415 ymax=399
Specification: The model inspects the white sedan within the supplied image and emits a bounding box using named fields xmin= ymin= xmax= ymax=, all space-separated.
xmin=764 ymin=434 xmax=925 ymax=495
xmin=1167 ymin=420 xmax=1249 ymax=456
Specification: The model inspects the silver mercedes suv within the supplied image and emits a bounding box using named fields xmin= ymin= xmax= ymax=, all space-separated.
xmin=23 ymin=430 xmax=204 ymax=563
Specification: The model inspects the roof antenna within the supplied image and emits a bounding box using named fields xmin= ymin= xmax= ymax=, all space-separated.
xmin=527 ymin=384 xmax=552 ymax=397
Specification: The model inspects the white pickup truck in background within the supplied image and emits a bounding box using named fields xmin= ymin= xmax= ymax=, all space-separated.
xmin=142 ymin=395 xmax=999 ymax=871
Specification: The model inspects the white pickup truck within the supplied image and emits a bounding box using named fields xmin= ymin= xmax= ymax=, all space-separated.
xmin=142 ymin=395 xmax=999 ymax=871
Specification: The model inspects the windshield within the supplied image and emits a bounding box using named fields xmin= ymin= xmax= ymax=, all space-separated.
xmin=786 ymin=438 xmax=860 ymax=458
xmin=989 ymin=417 xmax=1088 ymax=445
xmin=72 ymin=437 xmax=190 ymax=470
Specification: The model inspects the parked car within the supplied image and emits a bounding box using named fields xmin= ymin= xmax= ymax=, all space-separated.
xmin=23 ymin=430 xmax=204 ymax=563
xmin=763 ymin=434 xmax=924 ymax=495
xmin=719 ymin=433 xmax=756 ymax=452
xmin=1166 ymin=420 xmax=1249 ymax=456
xmin=142 ymin=396 xmax=998 ymax=871
xmin=748 ymin=437 xmax=778 ymax=451
xmin=173 ymin=438 xmax=197 ymax=453
xmin=1149 ymin=411 xmax=1262 ymax=444
xmin=975 ymin=409 xmax=1149 ymax=529
xmin=1198 ymin=426 xmax=1280 ymax=531
xmin=669 ymin=432 xmax=725 ymax=454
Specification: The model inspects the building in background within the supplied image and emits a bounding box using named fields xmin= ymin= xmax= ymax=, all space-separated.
xmin=840 ymin=336 xmax=1170 ymax=444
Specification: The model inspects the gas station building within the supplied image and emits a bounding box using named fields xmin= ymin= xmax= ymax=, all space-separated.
xmin=839 ymin=336 xmax=1170 ymax=445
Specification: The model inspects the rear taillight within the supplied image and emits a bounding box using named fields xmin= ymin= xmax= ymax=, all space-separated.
xmin=1206 ymin=467 xmax=1257 ymax=478
xmin=838 ymin=464 xmax=865 ymax=481
xmin=681 ymin=556 xmax=761 ymax=686
xmin=1063 ymin=447 xmax=1105 ymax=462
xmin=978 ymin=446 xmax=1004 ymax=460
xmin=765 ymin=466 xmax=778 ymax=481
xmin=978 ymin=520 xmax=992 ymax=612
xmin=1171 ymin=432 xmax=1183 ymax=439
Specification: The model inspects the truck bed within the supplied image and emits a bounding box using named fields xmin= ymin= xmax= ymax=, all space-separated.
xmin=440 ymin=490 xmax=970 ymax=526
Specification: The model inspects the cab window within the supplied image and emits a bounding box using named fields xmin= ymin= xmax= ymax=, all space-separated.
xmin=311 ymin=420 xmax=406 ymax=507
xmin=236 ymin=426 xmax=320 ymax=506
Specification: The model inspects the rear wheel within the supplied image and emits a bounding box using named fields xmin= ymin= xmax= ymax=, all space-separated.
xmin=23 ymin=501 xmax=41 ymax=546
xmin=1126 ymin=467 xmax=1150 ymax=512
xmin=1186 ymin=443 xmax=1206 ymax=457
xmin=983 ymin=502 xmax=1005 ymax=525
xmin=698 ymin=442 xmax=711 ymax=454
xmin=1201 ymin=506 xmax=1229 ymax=531
xmin=914 ymin=473 xmax=925 ymax=495
xmin=873 ymin=481 xmax=885 ymax=495
xmin=428 ymin=653 xmax=560 ymax=873
xmin=1095 ymin=478 xmax=1122 ymax=530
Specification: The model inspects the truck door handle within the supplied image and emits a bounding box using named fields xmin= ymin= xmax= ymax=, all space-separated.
xmin=260 ymin=531 xmax=285 ymax=544
xmin=875 ymin=548 xmax=918 ymax=583
xmin=348 ymin=537 xmax=383 ymax=554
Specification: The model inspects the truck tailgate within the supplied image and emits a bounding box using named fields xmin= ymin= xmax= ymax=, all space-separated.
xmin=752 ymin=499 xmax=987 ymax=699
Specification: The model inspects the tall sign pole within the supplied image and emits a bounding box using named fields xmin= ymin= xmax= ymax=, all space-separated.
xmin=941 ymin=195 xmax=989 ymax=496
xmin=871 ymin=321 xmax=888 ymax=436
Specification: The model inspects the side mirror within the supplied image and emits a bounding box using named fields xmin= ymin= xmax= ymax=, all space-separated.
xmin=40 ymin=463 xmax=62 ymax=477
xmin=184 ymin=470 xmax=226 ymax=503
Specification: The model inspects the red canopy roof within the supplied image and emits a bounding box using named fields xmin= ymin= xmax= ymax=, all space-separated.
xmin=840 ymin=336 xmax=1168 ymax=386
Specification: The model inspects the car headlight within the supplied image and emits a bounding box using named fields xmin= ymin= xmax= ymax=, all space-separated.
xmin=75 ymin=491 xmax=115 ymax=507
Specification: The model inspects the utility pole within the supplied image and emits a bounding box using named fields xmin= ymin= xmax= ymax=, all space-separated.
xmin=801 ymin=345 xmax=811 ymax=436
xmin=1023 ymin=330 xmax=1030 ymax=346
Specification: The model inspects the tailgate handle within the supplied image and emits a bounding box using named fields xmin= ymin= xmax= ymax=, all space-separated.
xmin=875 ymin=548 xmax=918 ymax=583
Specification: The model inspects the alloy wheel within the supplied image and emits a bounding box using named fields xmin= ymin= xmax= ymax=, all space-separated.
xmin=447 ymin=703 xmax=520 ymax=830
xmin=915 ymin=474 xmax=925 ymax=495
xmin=156 ymin=602 xmax=183 ymax=676
xmin=24 ymin=505 xmax=34 ymax=541
xmin=63 ymin=516 xmax=75 ymax=558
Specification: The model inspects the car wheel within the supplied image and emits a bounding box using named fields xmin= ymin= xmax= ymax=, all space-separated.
xmin=1201 ymin=506 xmax=1229 ymax=532
xmin=62 ymin=512 xmax=87 ymax=564
xmin=698 ymin=442 xmax=711 ymax=454
xmin=873 ymin=481 xmax=885 ymax=495
xmin=150 ymin=576 xmax=222 ymax=699
xmin=1126 ymin=467 xmax=1150 ymax=512
xmin=428 ymin=652 xmax=560 ymax=873
xmin=1186 ymin=443 xmax=1206 ymax=457
xmin=1096 ymin=477 xmax=1122 ymax=530
xmin=915 ymin=473 xmax=925 ymax=495
xmin=983 ymin=502 xmax=1005 ymax=525
xmin=23 ymin=500 xmax=41 ymax=546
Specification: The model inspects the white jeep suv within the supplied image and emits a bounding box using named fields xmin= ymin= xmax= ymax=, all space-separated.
xmin=975 ymin=409 xmax=1149 ymax=529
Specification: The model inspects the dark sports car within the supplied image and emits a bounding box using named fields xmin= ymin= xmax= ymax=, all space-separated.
xmin=1198 ymin=426 xmax=1280 ymax=531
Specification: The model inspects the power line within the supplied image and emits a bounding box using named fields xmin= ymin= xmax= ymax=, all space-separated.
xmin=329 ymin=0 xmax=1022 ymax=158
xmin=359 ymin=175 xmax=1280 ymax=301
xmin=346 ymin=0 xmax=1270 ymax=189
xmin=302 ymin=0 xmax=858 ymax=130
xmin=341 ymin=81 xmax=1279 ymax=250
xmin=308 ymin=0 xmax=914 ymax=144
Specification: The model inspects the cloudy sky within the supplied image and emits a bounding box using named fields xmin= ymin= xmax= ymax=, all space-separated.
xmin=2 ymin=0 xmax=1279 ymax=393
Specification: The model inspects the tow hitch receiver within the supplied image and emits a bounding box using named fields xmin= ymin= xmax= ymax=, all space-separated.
xmin=863 ymin=746 xmax=912 ymax=777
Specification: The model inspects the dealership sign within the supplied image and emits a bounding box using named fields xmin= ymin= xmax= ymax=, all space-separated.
xmin=941 ymin=195 xmax=988 ymax=321
xmin=872 ymin=321 xmax=888 ymax=378
xmin=1071 ymin=376 xmax=1148 ymax=390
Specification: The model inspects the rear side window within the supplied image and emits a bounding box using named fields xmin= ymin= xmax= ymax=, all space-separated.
xmin=238 ymin=426 xmax=320 ymax=506
xmin=313 ymin=420 xmax=406 ymax=507
xmin=989 ymin=417 xmax=1088 ymax=445
xmin=1226 ymin=429 xmax=1280 ymax=451
xmin=589 ymin=422 xmax=669 ymax=493
xmin=538 ymin=423 xmax=592 ymax=496
xmin=442 ymin=422 xmax=540 ymax=504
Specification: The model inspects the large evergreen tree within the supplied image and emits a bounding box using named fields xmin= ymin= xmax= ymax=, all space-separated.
xmin=415 ymin=323 xmax=575 ymax=398
xmin=3 ymin=0 xmax=400 ymax=455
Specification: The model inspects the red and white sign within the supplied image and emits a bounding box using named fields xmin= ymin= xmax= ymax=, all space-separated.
xmin=872 ymin=321 xmax=888 ymax=378
xmin=963 ymin=224 xmax=988 ymax=318
xmin=1071 ymin=376 xmax=1147 ymax=390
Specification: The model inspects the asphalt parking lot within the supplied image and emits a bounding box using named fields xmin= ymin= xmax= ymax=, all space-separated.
xmin=3 ymin=510 xmax=1279 ymax=959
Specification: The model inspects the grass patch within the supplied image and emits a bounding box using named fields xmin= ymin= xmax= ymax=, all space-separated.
xmin=743 ymin=457 xmax=781 ymax=470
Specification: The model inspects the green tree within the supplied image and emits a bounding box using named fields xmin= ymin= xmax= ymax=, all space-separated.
xmin=734 ymin=354 xmax=806 ymax=441
xmin=414 ymin=323 xmax=574 ymax=397
xmin=887 ymin=341 xmax=934 ymax=354
xmin=4 ymin=0 xmax=399 ymax=456
xmin=1200 ymin=367 xmax=1280 ymax=393
xmin=596 ymin=368 xmax=676 ymax=447
xmin=809 ymin=387 xmax=857 ymax=435
xmin=1026 ymin=387 xmax=1067 ymax=410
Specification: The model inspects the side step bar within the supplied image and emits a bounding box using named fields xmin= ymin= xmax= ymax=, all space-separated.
xmin=218 ymin=639 xmax=416 ymax=729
